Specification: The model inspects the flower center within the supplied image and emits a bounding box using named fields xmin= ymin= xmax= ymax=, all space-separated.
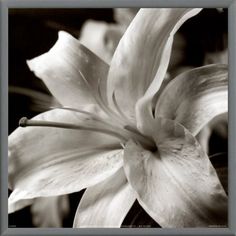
xmin=19 ymin=70 xmax=156 ymax=151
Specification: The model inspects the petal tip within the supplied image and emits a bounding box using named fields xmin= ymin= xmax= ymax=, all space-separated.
xmin=58 ymin=30 xmax=72 ymax=39
xmin=58 ymin=30 xmax=79 ymax=46
xmin=26 ymin=59 xmax=34 ymax=71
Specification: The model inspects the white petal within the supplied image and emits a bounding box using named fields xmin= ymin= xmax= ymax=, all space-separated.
xmin=107 ymin=8 xmax=201 ymax=121
xmin=8 ymin=108 xmax=123 ymax=212
xmin=73 ymin=168 xmax=136 ymax=228
xmin=155 ymin=64 xmax=228 ymax=135
xmin=8 ymin=198 xmax=34 ymax=214
xmin=123 ymin=117 xmax=227 ymax=227
xmin=27 ymin=31 xmax=109 ymax=108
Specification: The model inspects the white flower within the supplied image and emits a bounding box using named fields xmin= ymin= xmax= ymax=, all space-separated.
xmin=8 ymin=8 xmax=228 ymax=228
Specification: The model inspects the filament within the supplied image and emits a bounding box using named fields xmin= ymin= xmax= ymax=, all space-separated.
xmin=50 ymin=106 xmax=104 ymax=122
xmin=9 ymin=86 xmax=52 ymax=102
xmin=50 ymin=106 xmax=154 ymax=149
xmin=9 ymin=86 xmax=54 ymax=111
xmin=51 ymin=107 xmax=154 ymax=147
xmin=112 ymin=91 xmax=134 ymax=126
xmin=78 ymin=70 xmax=116 ymax=119
xmin=49 ymin=106 xmax=127 ymax=133
xmin=78 ymin=70 xmax=127 ymax=126
xmin=209 ymin=152 xmax=227 ymax=159
xmin=19 ymin=117 xmax=127 ymax=142
xmin=96 ymin=77 xmax=126 ymax=126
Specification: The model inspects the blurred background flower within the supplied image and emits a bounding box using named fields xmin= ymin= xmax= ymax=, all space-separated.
xmin=9 ymin=8 xmax=228 ymax=228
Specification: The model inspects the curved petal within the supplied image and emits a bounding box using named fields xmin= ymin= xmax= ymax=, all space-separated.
xmin=196 ymin=125 xmax=211 ymax=154
xmin=107 ymin=8 xmax=201 ymax=120
xmin=8 ymin=108 xmax=123 ymax=212
xmin=27 ymin=31 xmax=109 ymax=108
xmin=155 ymin=64 xmax=228 ymax=135
xmin=123 ymin=117 xmax=227 ymax=227
xmin=8 ymin=198 xmax=34 ymax=214
xmin=73 ymin=168 xmax=136 ymax=228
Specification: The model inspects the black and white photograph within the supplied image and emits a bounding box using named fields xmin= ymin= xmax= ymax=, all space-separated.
xmin=8 ymin=8 xmax=228 ymax=228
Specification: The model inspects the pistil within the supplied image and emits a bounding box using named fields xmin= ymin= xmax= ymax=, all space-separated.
xmin=19 ymin=117 xmax=127 ymax=142
xmin=19 ymin=116 xmax=157 ymax=151
xmin=18 ymin=68 xmax=157 ymax=152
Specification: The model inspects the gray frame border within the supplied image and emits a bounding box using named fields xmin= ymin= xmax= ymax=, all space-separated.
xmin=1 ymin=0 xmax=236 ymax=235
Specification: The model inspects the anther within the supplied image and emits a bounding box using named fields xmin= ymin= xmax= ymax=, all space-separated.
xmin=112 ymin=91 xmax=132 ymax=124
xmin=19 ymin=117 xmax=29 ymax=127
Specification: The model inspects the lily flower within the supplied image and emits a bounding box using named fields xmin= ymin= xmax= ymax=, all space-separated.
xmin=8 ymin=8 xmax=228 ymax=228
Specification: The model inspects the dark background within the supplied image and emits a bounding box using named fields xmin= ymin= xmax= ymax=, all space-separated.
xmin=8 ymin=8 xmax=228 ymax=227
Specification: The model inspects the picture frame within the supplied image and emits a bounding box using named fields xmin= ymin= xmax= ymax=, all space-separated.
xmin=1 ymin=0 xmax=236 ymax=235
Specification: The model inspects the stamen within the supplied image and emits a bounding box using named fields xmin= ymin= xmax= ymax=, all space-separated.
xmin=49 ymin=106 xmax=147 ymax=146
xmin=97 ymin=77 xmax=107 ymax=106
xmin=112 ymin=91 xmax=133 ymax=125
xmin=50 ymin=106 xmax=99 ymax=119
xmin=9 ymin=86 xmax=52 ymax=102
xmin=96 ymin=78 xmax=125 ymax=125
xmin=78 ymin=70 xmax=132 ymax=127
xmin=78 ymin=70 xmax=113 ymax=117
xmin=49 ymin=106 xmax=124 ymax=130
xmin=209 ymin=152 xmax=227 ymax=159
xmin=9 ymin=86 xmax=54 ymax=111
xmin=19 ymin=117 xmax=29 ymax=127
xmin=19 ymin=117 xmax=127 ymax=142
